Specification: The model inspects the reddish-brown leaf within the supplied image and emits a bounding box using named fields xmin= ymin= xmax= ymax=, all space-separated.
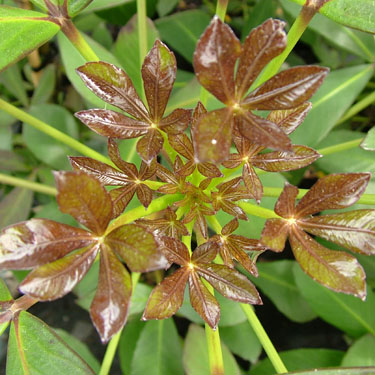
xmin=188 ymin=272 xmax=220 ymax=329
xmin=191 ymin=241 xmax=219 ymax=264
xmin=290 ymin=227 xmax=366 ymax=300
xmin=197 ymin=162 xmax=222 ymax=178
xmin=90 ymin=245 xmax=132 ymax=343
xmin=70 ymin=156 xmax=130 ymax=186
xmin=105 ymin=224 xmax=168 ymax=272
xmin=252 ymin=145 xmax=321 ymax=172
xmin=235 ymin=19 xmax=286 ymax=99
xmin=242 ymin=66 xmax=329 ymax=110
xmin=142 ymin=267 xmax=190 ymax=320
xmin=158 ymin=108 xmax=191 ymax=135
xmin=195 ymin=211 xmax=209 ymax=239
xmin=260 ymin=219 xmax=290 ymax=252
xmin=275 ymin=183 xmax=299 ymax=218
xmin=75 ymin=109 xmax=149 ymax=139
xmin=107 ymin=138 xmax=138 ymax=177
xmin=242 ymin=163 xmax=263 ymax=204
xmin=136 ymin=184 xmax=153 ymax=209
xmin=109 ymin=186 xmax=136 ymax=218
xmin=136 ymin=129 xmax=164 ymax=163
xmin=168 ymin=133 xmax=194 ymax=160
xmin=267 ymin=102 xmax=312 ymax=135
xmin=221 ymin=218 xmax=239 ymax=236
xmin=295 ymin=173 xmax=371 ymax=217
xmin=193 ymin=108 xmax=233 ymax=163
xmin=196 ymin=263 xmax=262 ymax=304
xmin=0 ymin=219 xmax=94 ymax=269
xmin=193 ymin=16 xmax=242 ymax=104
xmin=19 ymin=245 xmax=99 ymax=301
xmin=237 ymin=112 xmax=292 ymax=151
xmin=159 ymin=236 xmax=190 ymax=266
xmin=300 ymin=210 xmax=375 ymax=255
xmin=76 ymin=62 xmax=148 ymax=121
xmin=142 ymin=40 xmax=176 ymax=123
xmin=55 ymin=171 xmax=113 ymax=235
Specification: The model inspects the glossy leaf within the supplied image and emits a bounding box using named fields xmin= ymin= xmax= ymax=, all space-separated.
xmin=19 ymin=245 xmax=99 ymax=301
xmin=76 ymin=62 xmax=148 ymax=121
xmin=6 ymin=311 xmax=95 ymax=375
xmin=158 ymin=236 xmax=190 ymax=266
xmin=196 ymin=263 xmax=262 ymax=304
xmin=0 ymin=6 xmax=60 ymax=72
xmin=131 ymin=319 xmax=184 ymax=375
xmin=361 ymin=126 xmax=375 ymax=151
xmin=260 ymin=219 xmax=290 ymax=252
xmin=142 ymin=267 xmax=190 ymax=320
xmin=0 ymin=219 xmax=94 ymax=269
xmin=296 ymin=173 xmax=371 ymax=216
xmin=300 ymin=210 xmax=375 ymax=255
xmin=235 ymin=18 xmax=286 ymax=98
xmin=136 ymin=128 xmax=164 ymax=163
xmin=142 ymin=40 xmax=176 ymax=122
xmin=290 ymin=228 xmax=366 ymax=300
xmin=193 ymin=16 xmax=241 ymax=104
xmin=55 ymin=171 xmax=113 ymax=235
xmin=293 ymin=264 xmax=375 ymax=337
xmin=189 ymin=272 xmax=220 ymax=329
xmin=243 ymin=66 xmax=329 ymax=110
xmin=341 ymin=334 xmax=375 ymax=367
xmin=105 ymin=224 xmax=167 ymax=272
xmin=90 ymin=246 xmax=132 ymax=343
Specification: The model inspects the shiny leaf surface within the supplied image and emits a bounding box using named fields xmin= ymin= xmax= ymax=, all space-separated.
xmin=136 ymin=128 xmax=164 ymax=163
xmin=19 ymin=245 xmax=99 ymax=301
xmin=90 ymin=246 xmax=132 ymax=343
xmin=193 ymin=16 xmax=241 ymax=104
xmin=55 ymin=171 xmax=113 ymax=235
xmin=105 ymin=224 xmax=168 ymax=272
xmin=290 ymin=228 xmax=366 ymax=300
xmin=158 ymin=236 xmax=190 ymax=265
xmin=0 ymin=219 xmax=94 ymax=269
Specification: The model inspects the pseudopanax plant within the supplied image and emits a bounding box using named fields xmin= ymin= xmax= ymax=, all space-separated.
xmin=1 ymin=1 xmax=375 ymax=374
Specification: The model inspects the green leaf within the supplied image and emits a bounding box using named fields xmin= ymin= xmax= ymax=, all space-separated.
xmin=67 ymin=0 xmax=94 ymax=17
xmin=0 ymin=112 xmax=15 ymax=151
xmin=316 ymin=130 xmax=375 ymax=174
xmin=31 ymin=64 xmax=56 ymax=105
xmin=155 ymin=9 xmax=211 ymax=63
xmin=113 ymin=15 xmax=159 ymax=97
xmin=247 ymin=260 xmax=317 ymax=323
xmin=0 ymin=6 xmax=60 ymax=72
xmin=281 ymin=0 xmax=375 ymax=61
xmin=130 ymin=319 xmax=184 ymax=375
xmin=156 ymin=0 xmax=178 ymax=17
xmin=361 ymin=127 xmax=375 ymax=151
xmin=119 ymin=320 xmax=145 ymax=375
xmin=0 ymin=278 xmax=12 ymax=336
xmin=81 ymin=0 xmax=133 ymax=13
xmin=0 ymin=63 xmax=28 ymax=106
xmin=249 ymin=348 xmax=344 ymax=375
xmin=23 ymin=104 xmax=79 ymax=170
xmin=291 ymin=64 xmax=374 ymax=147
xmin=0 ymin=175 xmax=34 ymax=229
xmin=7 ymin=311 xmax=95 ymax=374
xmin=220 ymin=321 xmax=262 ymax=363
xmin=54 ymin=329 xmax=100 ymax=373
xmin=57 ymin=31 xmax=121 ymax=109
xmin=342 ymin=334 xmax=375 ymax=367
xmin=293 ymin=263 xmax=375 ymax=337
xmin=183 ymin=324 xmax=240 ymax=375
xmin=284 ymin=368 xmax=375 ymax=375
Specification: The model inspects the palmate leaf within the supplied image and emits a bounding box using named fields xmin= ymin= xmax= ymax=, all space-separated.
xmin=260 ymin=173 xmax=374 ymax=299
xmin=0 ymin=172 xmax=165 ymax=342
xmin=192 ymin=17 xmax=328 ymax=162
xmin=143 ymin=238 xmax=261 ymax=328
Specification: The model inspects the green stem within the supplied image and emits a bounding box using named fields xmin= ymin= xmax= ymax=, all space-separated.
xmin=98 ymin=272 xmax=141 ymax=375
xmin=238 ymin=201 xmax=280 ymax=219
xmin=335 ymin=91 xmax=375 ymax=127
xmin=137 ymin=0 xmax=148 ymax=103
xmin=0 ymin=98 xmax=113 ymax=166
xmin=182 ymin=220 xmax=195 ymax=254
xmin=254 ymin=3 xmax=316 ymax=87
xmin=241 ymin=304 xmax=288 ymax=374
xmin=61 ymin=19 xmax=99 ymax=62
xmin=317 ymin=138 xmax=364 ymax=156
xmin=215 ymin=0 xmax=228 ymax=21
xmin=263 ymin=187 xmax=375 ymax=205
xmin=0 ymin=173 xmax=57 ymax=196
xmin=107 ymin=194 xmax=182 ymax=232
